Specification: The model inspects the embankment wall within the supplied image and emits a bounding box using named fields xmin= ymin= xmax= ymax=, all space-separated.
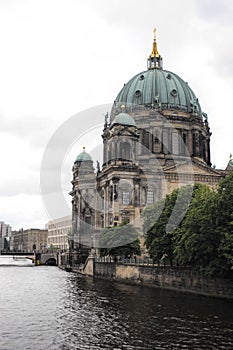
xmin=94 ymin=261 xmax=233 ymax=299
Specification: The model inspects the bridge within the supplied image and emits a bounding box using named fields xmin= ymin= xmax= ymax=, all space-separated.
xmin=38 ymin=252 xmax=57 ymax=266
xmin=0 ymin=252 xmax=58 ymax=266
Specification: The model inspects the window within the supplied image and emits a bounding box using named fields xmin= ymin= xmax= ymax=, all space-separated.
xmin=85 ymin=216 xmax=91 ymax=225
xmin=147 ymin=191 xmax=154 ymax=205
xmin=101 ymin=216 xmax=104 ymax=228
xmin=143 ymin=131 xmax=150 ymax=151
xmin=122 ymin=191 xmax=130 ymax=205
xmin=83 ymin=216 xmax=91 ymax=234
xmin=163 ymin=129 xmax=169 ymax=154
xmin=182 ymin=132 xmax=187 ymax=155
xmin=121 ymin=142 xmax=130 ymax=160
xmin=172 ymin=132 xmax=179 ymax=155
xmin=122 ymin=216 xmax=130 ymax=224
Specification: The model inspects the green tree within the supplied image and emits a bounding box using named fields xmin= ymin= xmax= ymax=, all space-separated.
xmin=143 ymin=185 xmax=193 ymax=266
xmin=174 ymin=184 xmax=220 ymax=275
xmin=99 ymin=224 xmax=141 ymax=258
xmin=215 ymin=172 xmax=233 ymax=274
xmin=143 ymin=176 xmax=233 ymax=277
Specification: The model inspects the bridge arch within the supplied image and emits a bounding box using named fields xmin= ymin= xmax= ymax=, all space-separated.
xmin=45 ymin=257 xmax=57 ymax=266
xmin=39 ymin=253 xmax=58 ymax=266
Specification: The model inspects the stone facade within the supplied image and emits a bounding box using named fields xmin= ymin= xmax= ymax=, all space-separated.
xmin=69 ymin=33 xmax=229 ymax=254
xmin=13 ymin=228 xmax=48 ymax=253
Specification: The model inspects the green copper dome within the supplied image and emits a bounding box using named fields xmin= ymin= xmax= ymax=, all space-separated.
xmin=111 ymin=112 xmax=136 ymax=127
xmin=75 ymin=150 xmax=92 ymax=162
xmin=112 ymin=69 xmax=202 ymax=118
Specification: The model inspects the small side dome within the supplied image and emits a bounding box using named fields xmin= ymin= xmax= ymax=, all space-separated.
xmin=75 ymin=148 xmax=92 ymax=162
xmin=226 ymin=154 xmax=233 ymax=171
xmin=111 ymin=112 xmax=136 ymax=127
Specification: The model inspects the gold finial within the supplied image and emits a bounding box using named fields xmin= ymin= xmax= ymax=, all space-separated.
xmin=83 ymin=146 xmax=86 ymax=152
xmin=151 ymin=27 xmax=160 ymax=58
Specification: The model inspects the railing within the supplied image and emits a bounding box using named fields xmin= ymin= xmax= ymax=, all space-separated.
xmin=95 ymin=256 xmax=155 ymax=266
xmin=95 ymin=256 xmax=194 ymax=270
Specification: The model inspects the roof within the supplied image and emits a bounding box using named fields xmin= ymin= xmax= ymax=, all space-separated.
xmin=112 ymin=68 xmax=202 ymax=118
xmin=75 ymin=150 xmax=92 ymax=162
xmin=111 ymin=112 xmax=136 ymax=127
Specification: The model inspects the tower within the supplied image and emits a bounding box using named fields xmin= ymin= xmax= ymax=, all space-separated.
xmin=97 ymin=112 xmax=142 ymax=228
xmin=70 ymin=147 xmax=96 ymax=260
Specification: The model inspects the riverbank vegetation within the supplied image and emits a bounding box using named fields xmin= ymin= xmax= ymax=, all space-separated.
xmin=99 ymin=224 xmax=141 ymax=258
xmin=143 ymin=172 xmax=233 ymax=277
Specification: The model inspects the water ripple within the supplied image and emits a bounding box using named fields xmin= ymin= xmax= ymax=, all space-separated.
xmin=0 ymin=266 xmax=233 ymax=349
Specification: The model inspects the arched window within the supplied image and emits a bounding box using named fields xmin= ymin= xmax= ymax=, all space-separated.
xmin=120 ymin=142 xmax=130 ymax=160
xmin=146 ymin=191 xmax=154 ymax=205
xmin=122 ymin=191 xmax=130 ymax=205
xmin=172 ymin=132 xmax=179 ymax=155
xmin=108 ymin=144 xmax=112 ymax=162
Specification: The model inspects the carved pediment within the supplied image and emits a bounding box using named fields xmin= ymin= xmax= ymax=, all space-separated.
xmin=112 ymin=125 xmax=138 ymax=137
xmin=163 ymin=158 xmax=222 ymax=177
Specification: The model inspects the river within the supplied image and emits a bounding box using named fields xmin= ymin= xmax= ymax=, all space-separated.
xmin=0 ymin=265 xmax=232 ymax=350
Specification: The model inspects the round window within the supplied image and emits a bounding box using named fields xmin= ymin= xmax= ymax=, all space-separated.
xmin=170 ymin=89 xmax=177 ymax=97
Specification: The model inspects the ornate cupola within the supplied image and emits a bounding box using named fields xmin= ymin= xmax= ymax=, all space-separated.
xmin=147 ymin=28 xmax=163 ymax=70
xmin=73 ymin=147 xmax=93 ymax=174
xmin=102 ymin=112 xmax=139 ymax=168
xmin=72 ymin=147 xmax=95 ymax=189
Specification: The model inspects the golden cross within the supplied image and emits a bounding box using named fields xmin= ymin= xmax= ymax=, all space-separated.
xmin=153 ymin=27 xmax=156 ymax=41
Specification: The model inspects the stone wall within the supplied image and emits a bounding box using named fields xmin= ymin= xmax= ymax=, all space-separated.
xmin=82 ymin=255 xmax=95 ymax=276
xmin=94 ymin=261 xmax=116 ymax=278
xmin=94 ymin=261 xmax=233 ymax=299
xmin=39 ymin=252 xmax=58 ymax=265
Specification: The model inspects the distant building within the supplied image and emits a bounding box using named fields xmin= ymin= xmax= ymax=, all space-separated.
xmin=12 ymin=228 xmax=48 ymax=252
xmin=0 ymin=221 xmax=12 ymax=251
xmin=47 ymin=215 xmax=71 ymax=251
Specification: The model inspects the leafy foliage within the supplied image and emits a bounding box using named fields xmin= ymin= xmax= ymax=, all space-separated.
xmin=174 ymin=185 xmax=220 ymax=275
xmin=143 ymin=185 xmax=193 ymax=266
xmin=99 ymin=224 xmax=141 ymax=258
xmin=143 ymin=176 xmax=233 ymax=277
xmin=215 ymin=172 xmax=233 ymax=273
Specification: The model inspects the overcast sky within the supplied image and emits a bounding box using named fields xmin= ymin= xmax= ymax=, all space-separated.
xmin=0 ymin=0 xmax=232 ymax=230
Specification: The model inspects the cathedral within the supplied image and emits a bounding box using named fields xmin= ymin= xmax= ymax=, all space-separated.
xmin=70 ymin=30 xmax=232 ymax=254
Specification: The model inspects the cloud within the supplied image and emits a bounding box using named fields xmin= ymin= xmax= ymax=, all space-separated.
xmin=195 ymin=0 xmax=233 ymax=25
xmin=193 ymin=1 xmax=233 ymax=80
xmin=0 ymin=176 xmax=40 ymax=197
xmin=0 ymin=194 xmax=48 ymax=230
xmin=0 ymin=139 xmax=41 ymax=196
xmin=0 ymin=0 xmax=232 ymax=229
xmin=0 ymin=114 xmax=53 ymax=149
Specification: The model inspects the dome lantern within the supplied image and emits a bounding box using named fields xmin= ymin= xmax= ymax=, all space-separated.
xmin=147 ymin=27 xmax=163 ymax=70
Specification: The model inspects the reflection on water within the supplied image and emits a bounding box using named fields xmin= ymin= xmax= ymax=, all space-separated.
xmin=0 ymin=266 xmax=232 ymax=350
